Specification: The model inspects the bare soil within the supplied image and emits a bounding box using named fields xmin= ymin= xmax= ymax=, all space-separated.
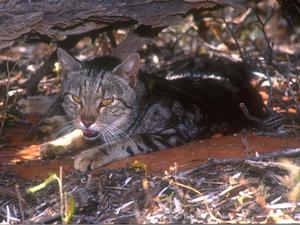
xmin=1 ymin=120 xmax=299 ymax=181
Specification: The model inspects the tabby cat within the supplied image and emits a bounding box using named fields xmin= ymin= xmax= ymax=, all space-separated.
xmin=40 ymin=48 xmax=264 ymax=172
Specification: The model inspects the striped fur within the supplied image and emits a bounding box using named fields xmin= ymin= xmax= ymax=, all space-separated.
xmin=40 ymin=48 xmax=264 ymax=172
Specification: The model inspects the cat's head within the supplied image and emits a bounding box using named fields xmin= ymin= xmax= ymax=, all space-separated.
xmin=57 ymin=48 xmax=144 ymax=141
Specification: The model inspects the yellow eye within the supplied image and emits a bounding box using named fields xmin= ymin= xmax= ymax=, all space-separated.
xmin=72 ymin=95 xmax=82 ymax=104
xmin=99 ymin=98 xmax=114 ymax=108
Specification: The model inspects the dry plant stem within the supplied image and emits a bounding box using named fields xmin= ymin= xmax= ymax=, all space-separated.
xmin=169 ymin=179 xmax=223 ymax=223
xmin=59 ymin=166 xmax=64 ymax=224
xmin=15 ymin=184 xmax=25 ymax=224
xmin=255 ymin=11 xmax=293 ymax=85
xmin=255 ymin=12 xmax=274 ymax=59
xmin=0 ymin=61 xmax=10 ymax=135
xmin=285 ymin=54 xmax=298 ymax=105
xmin=169 ymin=179 xmax=202 ymax=196
xmin=223 ymin=18 xmax=246 ymax=63
xmin=170 ymin=27 xmax=193 ymax=56
xmin=201 ymin=41 xmax=241 ymax=62
xmin=265 ymin=67 xmax=273 ymax=109
xmin=255 ymin=13 xmax=274 ymax=109
xmin=0 ymin=59 xmax=17 ymax=135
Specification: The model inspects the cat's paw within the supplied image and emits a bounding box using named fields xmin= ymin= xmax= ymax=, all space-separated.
xmin=38 ymin=115 xmax=67 ymax=134
xmin=74 ymin=149 xmax=104 ymax=173
xmin=40 ymin=142 xmax=65 ymax=159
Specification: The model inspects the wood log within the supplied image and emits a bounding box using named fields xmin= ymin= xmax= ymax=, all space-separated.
xmin=0 ymin=0 xmax=247 ymax=50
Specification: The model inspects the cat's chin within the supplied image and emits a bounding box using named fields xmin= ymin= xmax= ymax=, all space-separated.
xmin=82 ymin=129 xmax=100 ymax=141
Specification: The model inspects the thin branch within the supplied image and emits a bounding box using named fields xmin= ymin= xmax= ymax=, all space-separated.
xmin=255 ymin=12 xmax=275 ymax=109
xmin=286 ymin=54 xmax=298 ymax=105
xmin=15 ymin=184 xmax=25 ymax=224
xmin=0 ymin=58 xmax=17 ymax=135
xmin=223 ymin=17 xmax=246 ymax=63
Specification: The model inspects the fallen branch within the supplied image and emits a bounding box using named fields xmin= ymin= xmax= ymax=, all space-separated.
xmin=244 ymin=160 xmax=298 ymax=171
xmin=179 ymin=147 xmax=300 ymax=177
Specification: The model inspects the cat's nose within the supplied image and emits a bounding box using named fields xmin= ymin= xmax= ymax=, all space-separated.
xmin=81 ymin=120 xmax=94 ymax=128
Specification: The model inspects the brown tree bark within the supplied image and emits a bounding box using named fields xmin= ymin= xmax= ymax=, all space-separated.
xmin=0 ymin=0 xmax=247 ymax=50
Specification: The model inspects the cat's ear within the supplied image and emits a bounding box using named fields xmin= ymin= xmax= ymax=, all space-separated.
xmin=57 ymin=48 xmax=82 ymax=79
xmin=112 ymin=53 xmax=140 ymax=87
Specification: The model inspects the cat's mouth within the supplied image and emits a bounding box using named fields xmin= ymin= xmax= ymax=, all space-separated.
xmin=82 ymin=129 xmax=100 ymax=140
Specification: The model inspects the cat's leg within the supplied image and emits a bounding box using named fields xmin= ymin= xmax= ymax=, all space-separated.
xmin=74 ymin=129 xmax=185 ymax=172
xmin=40 ymin=129 xmax=85 ymax=158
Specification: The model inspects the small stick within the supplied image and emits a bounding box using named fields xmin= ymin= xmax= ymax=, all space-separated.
xmin=59 ymin=166 xmax=64 ymax=224
xmin=244 ymin=160 xmax=299 ymax=171
xmin=223 ymin=17 xmax=246 ymax=63
xmin=0 ymin=58 xmax=17 ymax=135
xmin=255 ymin=12 xmax=275 ymax=108
xmin=15 ymin=184 xmax=25 ymax=224
xmin=286 ymin=54 xmax=298 ymax=105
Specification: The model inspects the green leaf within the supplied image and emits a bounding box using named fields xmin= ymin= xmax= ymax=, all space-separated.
xmin=26 ymin=173 xmax=59 ymax=194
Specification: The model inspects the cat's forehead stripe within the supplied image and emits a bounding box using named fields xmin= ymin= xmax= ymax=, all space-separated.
xmin=77 ymin=69 xmax=107 ymax=97
xmin=96 ymin=70 xmax=106 ymax=95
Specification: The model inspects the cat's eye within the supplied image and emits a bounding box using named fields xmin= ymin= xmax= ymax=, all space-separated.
xmin=99 ymin=98 xmax=114 ymax=108
xmin=72 ymin=95 xmax=82 ymax=104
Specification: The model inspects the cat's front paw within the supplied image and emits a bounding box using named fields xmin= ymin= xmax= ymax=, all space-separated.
xmin=40 ymin=142 xmax=65 ymax=159
xmin=74 ymin=148 xmax=104 ymax=173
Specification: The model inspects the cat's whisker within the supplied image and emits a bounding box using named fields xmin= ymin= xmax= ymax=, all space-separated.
xmin=103 ymin=128 xmax=119 ymax=147
xmin=100 ymin=126 xmax=114 ymax=142
xmin=100 ymin=129 xmax=110 ymax=152
xmin=103 ymin=126 xmax=126 ymax=149
xmin=103 ymin=124 xmax=136 ymax=149
xmin=107 ymin=124 xmax=136 ymax=147
xmin=51 ymin=120 xmax=77 ymax=138
xmin=101 ymin=125 xmax=123 ymax=146
xmin=52 ymin=127 xmax=74 ymax=139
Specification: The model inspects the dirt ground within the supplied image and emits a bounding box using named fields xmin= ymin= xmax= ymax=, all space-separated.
xmin=1 ymin=120 xmax=299 ymax=181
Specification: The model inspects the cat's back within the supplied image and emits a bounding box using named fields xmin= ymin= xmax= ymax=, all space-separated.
xmin=140 ymin=61 xmax=265 ymax=134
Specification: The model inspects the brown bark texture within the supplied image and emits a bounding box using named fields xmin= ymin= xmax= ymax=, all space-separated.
xmin=0 ymin=0 xmax=247 ymax=50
